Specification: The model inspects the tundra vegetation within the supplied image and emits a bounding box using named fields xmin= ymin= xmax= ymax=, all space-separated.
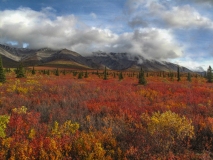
xmin=0 ymin=66 xmax=212 ymax=159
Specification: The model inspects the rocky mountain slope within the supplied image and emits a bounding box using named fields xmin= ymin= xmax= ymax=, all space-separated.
xmin=0 ymin=44 xmax=100 ymax=69
xmin=0 ymin=44 xmax=191 ymax=72
xmin=87 ymin=51 xmax=191 ymax=72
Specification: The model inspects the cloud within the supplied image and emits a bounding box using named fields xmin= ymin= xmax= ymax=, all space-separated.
xmin=99 ymin=28 xmax=183 ymax=60
xmin=128 ymin=16 xmax=149 ymax=28
xmin=170 ymin=56 xmax=213 ymax=71
xmin=158 ymin=5 xmax=213 ymax=29
xmin=189 ymin=0 xmax=213 ymax=5
xmin=0 ymin=7 xmax=183 ymax=60
xmin=90 ymin=12 xmax=97 ymax=19
xmin=126 ymin=0 xmax=213 ymax=29
xmin=0 ymin=7 xmax=78 ymax=47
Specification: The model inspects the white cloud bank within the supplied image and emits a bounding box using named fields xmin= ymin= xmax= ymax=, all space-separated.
xmin=0 ymin=7 xmax=182 ymax=60
xmin=126 ymin=0 xmax=213 ymax=29
xmin=124 ymin=0 xmax=213 ymax=69
xmin=158 ymin=5 xmax=213 ymax=29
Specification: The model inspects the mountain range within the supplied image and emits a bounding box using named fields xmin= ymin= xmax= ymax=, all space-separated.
xmin=0 ymin=44 xmax=192 ymax=72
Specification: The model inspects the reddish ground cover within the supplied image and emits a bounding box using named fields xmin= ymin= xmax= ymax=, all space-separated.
xmin=0 ymin=70 xmax=213 ymax=159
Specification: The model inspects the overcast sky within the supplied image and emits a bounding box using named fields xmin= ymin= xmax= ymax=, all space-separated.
xmin=0 ymin=0 xmax=213 ymax=71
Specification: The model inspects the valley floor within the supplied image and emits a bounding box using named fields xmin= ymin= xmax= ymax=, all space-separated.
xmin=0 ymin=70 xmax=213 ymax=159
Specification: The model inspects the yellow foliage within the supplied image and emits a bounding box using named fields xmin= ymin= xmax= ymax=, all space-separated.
xmin=26 ymin=79 xmax=39 ymax=85
xmin=29 ymin=128 xmax=36 ymax=139
xmin=207 ymin=100 xmax=211 ymax=107
xmin=49 ymin=138 xmax=62 ymax=159
xmin=2 ymin=137 xmax=13 ymax=148
xmin=37 ymin=138 xmax=63 ymax=160
xmin=16 ymin=87 xmax=28 ymax=94
xmin=145 ymin=110 xmax=194 ymax=153
xmin=87 ymin=143 xmax=106 ymax=160
xmin=51 ymin=121 xmax=60 ymax=136
xmin=51 ymin=120 xmax=80 ymax=137
xmin=12 ymin=106 xmax=27 ymax=114
xmin=39 ymin=148 xmax=49 ymax=160
xmin=72 ymin=129 xmax=117 ymax=159
xmin=9 ymin=141 xmax=30 ymax=160
xmin=73 ymin=132 xmax=99 ymax=158
xmin=0 ymin=115 xmax=10 ymax=138
xmin=6 ymin=84 xmax=16 ymax=93
xmin=139 ymin=89 xmax=160 ymax=101
xmin=6 ymin=79 xmax=20 ymax=93
xmin=6 ymin=79 xmax=39 ymax=94
xmin=61 ymin=120 xmax=79 ymax=135
xmin=86 ymin=115 xmax=91 ymax=122
xmin=148 ymin=110 xmax=194 ymax=140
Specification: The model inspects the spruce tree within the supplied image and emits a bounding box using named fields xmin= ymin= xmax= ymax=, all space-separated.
xmin=163 ymin=71 xmax=166 ymax=78
xmin=63 ymin=69 xmax=66 ymax=75
xmin=187 ymin=72 xmax=191 ymax=82
xmin=84 ymin=70 xmax=88 ymax=78
xmin=73 ymin=71 xmax=77 ymax=77
xmin=119 ymin=72 xmax=123 ymax=81
xmin=55 ymin=68 xmax=59 ymax=76
xmin=47 ymin=70 xmax=50 ymax=75
xmin=32 ymin=66 xmax=36 ymax=75
xmin=170 ymin=72 xmax=174 ymax=81
xmin=204 ymin=71 xmax=207 ymax=78
xmin=177 ymin=65 xmax=181 ymax=81
xmin=0 ymin=56 xmax=6 ymax=83
xmin=113 ymin=72 xmax=116 ymax=78
xmin=138 ymin=67 xmax=146 ymax=85
xmin=78 ymin=72 xmax=83 ymax=79
xmin=16 ymin=63 xmax=25 ymax=78
xmin=15 ymin=67 xmax=18 ymax=74
xmin=103 ymin=67 xmax=107 ymax=80
xmin=207 ymin=65 xmax=213 ymax=83
xmin=5 ymin=68 xmax=10 ymax=73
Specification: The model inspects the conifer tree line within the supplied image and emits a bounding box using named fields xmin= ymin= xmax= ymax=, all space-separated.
xmin=119 ymin=72 xmax=123 ymax=81
xmin=187 ymin=72 xmax=191 ymax=82
xmin=103 ymin=66 xmax=107 ymax=80
xmin=78 ymin=72 xmax=83 ymax=79
xmin=207 ymin=65 xmax=213 ymax=83
xmin=0 ymin=55 xmax=212 ymax=85
xmin=0 ymin=56 xmax=6 ymax=83
xmin=55 ymin=68 xmax=59 ymax=76
xmin=32 ymin=66 xmax=36 ymax=75
xmin=84 ymin=70 xmax=88 ymax=78
xmin=177 ymin=65 xmax=181 ymax=81
xmin=16 ymin=62 xmax=25 ymax=78
xmin=138 ymin=67 xmax=146 ymax=85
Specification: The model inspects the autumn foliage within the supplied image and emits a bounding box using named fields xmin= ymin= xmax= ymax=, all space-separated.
xmin=0 ymin=69 xmax=213 ymax=159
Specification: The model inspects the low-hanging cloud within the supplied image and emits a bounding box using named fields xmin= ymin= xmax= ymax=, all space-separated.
xmin=0 ymin=7 xmax=182 ymax=60
xmin=102 ymin=28 xmax=183 ymax=59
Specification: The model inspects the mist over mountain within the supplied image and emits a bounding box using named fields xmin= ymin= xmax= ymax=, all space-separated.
xmin=0 ymin=44 xmax=192 ymax=72
xmin=87 ymin=51 xmax=191 ymax=72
